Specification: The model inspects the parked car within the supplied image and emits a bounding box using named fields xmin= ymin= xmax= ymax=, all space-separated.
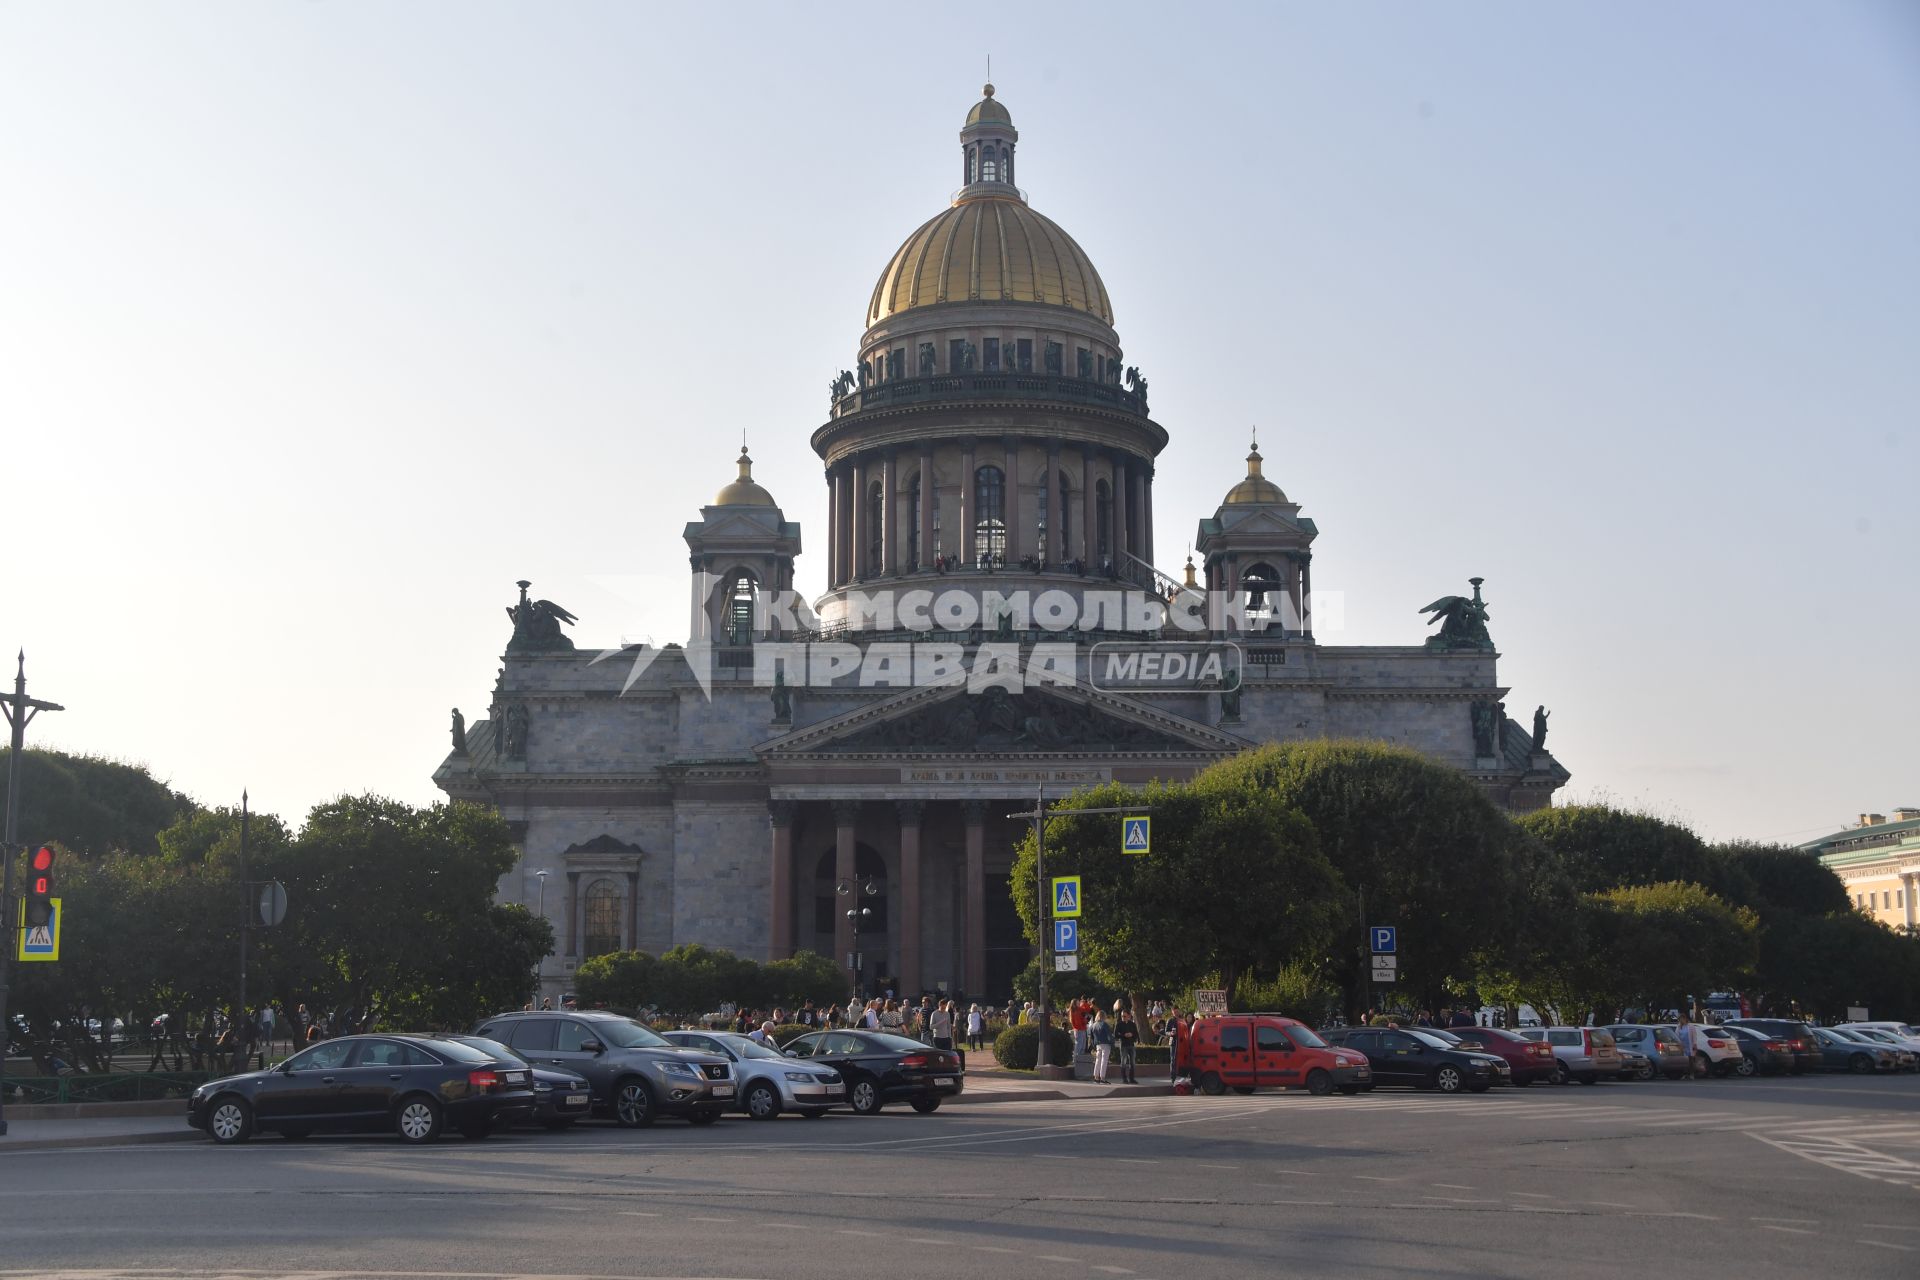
xmin=1808 ymin=1026 xmax=1899 ymax=1074
xmin=471 ymin=1010 xmax=733 ymax=1127
xmin=1666 ymin=1023 xmax=1746 ymax=1077
xmin=1440 ymin=1025 xmax=1558 ymax=1085
xmin=1613 ymin=1045 xmax=1653 ymax=1082
xmin=660 ymin=1029 xmax=845 ymax=1119
xmin=1606 ymin=1025 xmax=1689 ymax=1080
xmin=1833 ymin=1025 xmax=1920 ymax=1069
xmin=438 ymin=1035 xmax=593 ymax=1129
xmin=188 ymin=1033 xmax=535 ymax=1144
xmin=1179 ymin=1014 xmax=1372 ymax=1096
xmin=781 ymin=1030 xmax=963 ymax=1114
xmin=1517 ymin=1027 xmax=1622 ymax=1085
xmin=1722 ymin=1019 xmax=1818 ymax=1074
xmin=1837 ymin=1020 xmax=1918 ymax=1040
xmin=1319 ymin=1027 xmax=1509 ymax=1093
xmin=1720 ymin=1023 xmax=1794 ymax=1076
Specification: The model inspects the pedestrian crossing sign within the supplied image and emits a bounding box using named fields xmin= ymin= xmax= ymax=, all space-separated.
xmin=1051 ymin=875 xmax=1082 ymax=919
xmin=16 ymin=896 xmax=61 ymax=962
xmin=1121 ymin=816 xmax=1151 ymax=855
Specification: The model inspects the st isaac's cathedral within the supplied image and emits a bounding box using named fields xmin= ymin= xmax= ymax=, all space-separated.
xmin=434 ymin=86 xmax=1570 ymax=1004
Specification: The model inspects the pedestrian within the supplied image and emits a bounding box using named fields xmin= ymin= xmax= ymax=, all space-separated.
xmin=1070 ymin=998 xmax=1091 ymax=1057
xmin=928 ymin=1000 xmax=954 ymax=1050
xmin=1089 ymin=1009 xmax=1114 ymax=1083
xmin=1115 ymin=1005 xmax=1139 ymax=1084
xmin=540 ymin=996 xmax=552 ymax=1010
xmin=1675 ymin=1011 xmax=1698 ymax=1079
xmin=966 ymin=1003 xmax=986 ymax=1051
xmin=880 ymin=999 xmax=905 ymax=1036
xmin=798 ymin=1001 xmax=817 ymax=1029
xmin=749 ymin=1020 xmax=775 ymax=1046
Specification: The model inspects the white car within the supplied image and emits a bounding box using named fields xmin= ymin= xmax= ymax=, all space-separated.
xmin=1836 ymin=1024 xmax=1920 ymax=1070
xmin=1656 ymin=1024 xmax=1745 ymax=1076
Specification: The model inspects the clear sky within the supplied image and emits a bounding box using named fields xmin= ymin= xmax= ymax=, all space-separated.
xmin=3 ymin=2 xmax=1914 ymax=844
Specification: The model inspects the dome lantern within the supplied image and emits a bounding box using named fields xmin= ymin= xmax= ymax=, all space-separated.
xmin=1223 ymin=432 xmax=1287 ymax=506
xmin=714 ymin=444 xmax=778 ymax=507
xmin=958 ymin=83 xmax=1019 ymax=199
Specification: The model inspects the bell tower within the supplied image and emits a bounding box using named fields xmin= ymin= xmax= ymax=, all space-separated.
xmin=1196 ymin=435 xmax=1318 ymax=636
xmin=683 ymin=446 xmax=802 ymax=644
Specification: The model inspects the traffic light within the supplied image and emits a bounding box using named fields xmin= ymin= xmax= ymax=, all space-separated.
xmin=24 ymin=845 xmax=55 ymax=927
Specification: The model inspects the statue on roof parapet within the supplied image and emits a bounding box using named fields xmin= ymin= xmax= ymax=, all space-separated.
xmin=506 ymin=580 xmax=578 ymax=653
xmin=1420 ymin=576 xmax=1494 ymax=652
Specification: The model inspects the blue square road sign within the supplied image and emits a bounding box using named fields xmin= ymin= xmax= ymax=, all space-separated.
xmin=1054 ymin=919 xmax=1079 ymax=953
xmin=1370 ymin=925 xmax=1397 ymax=954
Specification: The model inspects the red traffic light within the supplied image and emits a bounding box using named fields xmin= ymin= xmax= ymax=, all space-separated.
xmin=25 ymin=844 xmax=56 ymax=925
xmin=32 ymin=847 xmax=53 ymax=872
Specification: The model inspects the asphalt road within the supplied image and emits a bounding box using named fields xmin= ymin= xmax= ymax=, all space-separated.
xmin=3 ymin=1073 xmax=1918 ymax=1280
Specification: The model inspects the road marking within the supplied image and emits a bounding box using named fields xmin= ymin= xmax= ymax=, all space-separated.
xmin=1038 ymin=1256 xmax=1078 ymax=1263
xmin=1862 ymin=1240 xmax=1917 ymax=1252
xmin=1510 ymin=1191 xmax=1553 ymax=1199
xmin=689 ymin=1216 xmax=735 ymax=1223
xmin=1091 ymin=1268 xmax=1136 ymax=1275
xmin=1432 ymin=1182 xmax=1475 ymax=1190
xmin=618 ymin=1210 xmax=660 ymax=1217
xmin=1629 ymin=1211 xmax=1720 ymax=1220
xmin=1757 ymin=1224 xmax=1815 ymax=1235
xmin=1196 ymin=1162 xmax=1238 ymax=1169
xmin=1586 ymin=1201 xmax=1632 ymax=1208
xmin=1353 ymin=1175 xmax=1402 ymax=1182
xmin=1511 ymin=1205 xmax=1574 ymax=1214
xmin=1749 ymin=1217 xmax=1817 ymax=1224
xmin=974 ymin=1246 xmax=1019 ymax=1254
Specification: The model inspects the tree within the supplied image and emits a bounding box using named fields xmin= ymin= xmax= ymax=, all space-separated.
xmin=1712 ymin=840 xmax=1850 ymax=918
xmin=1009 ymin=775 xmax=1344 ymax=1004
xmin=761 ymin=951 xmax=846 ymax=1010
xmin=574 ymin=950 xmax=657 ymax=1010
xmin=1203 ymin=741 xmax=1530 ymax=1016
xmin=0 ymin=747 xmax=197 ymax=858
xmin=1520 ymin=805 xmax=1717 ymax=894
xmin=1573 ymin=882 xmax=1758 ymax=1020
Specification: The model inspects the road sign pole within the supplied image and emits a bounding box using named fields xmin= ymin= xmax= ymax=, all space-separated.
xmin=231 ymin=791 xmax=251 ymax=1074
xmin=0 ymin=652 xmax=65 ymax=1138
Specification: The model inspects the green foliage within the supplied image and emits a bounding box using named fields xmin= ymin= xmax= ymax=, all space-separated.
xmin=761 ymin=951 xmax=846 ymax=1009
xmin=1227 ymin=964 xmax=1341 ymax=1024
xmin=1205 ymin=741 xmax=1527 ymax=1015
xmin=1009 ymin=772 xmax=1344 ymax=1002
xmin=574 ymin=947 xmax=842 ymax=1018
xmin=0 ymin=748 xmax=197 ymax=858
xmin=993 ymin=1021 xmax=1073 ymax=1070
xmin=1010 ymin=956 xmax=1117 ymax=1007
xmin=1712 ymin=840 xmax=1851 ymax=918
xmin=1573 ymin=881 xmax=1758 ymax=1018
xmin=574 ymin=950 xmax=657 ymax=1009
xmin=1520 ymin=805 xmax=1716 ymax=894
xmin=1751 ymin=912 xmax=1920 ymax=1019
xmin=769 ymin=1023 xmax=813 ymax=1045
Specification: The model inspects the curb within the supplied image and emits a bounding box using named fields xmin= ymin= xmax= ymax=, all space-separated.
xmin=3 ymin=1099 xmax=183 ymax=1121
xmin=0 ymin=1129 xmax=202 ymax=1153
xmin=951 ymin=1083 xmax=1170 ymax=1104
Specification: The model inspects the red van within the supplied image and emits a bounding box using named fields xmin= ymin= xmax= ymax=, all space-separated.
xmin=1180 ymin=1014 xmax=1373 ymax=1096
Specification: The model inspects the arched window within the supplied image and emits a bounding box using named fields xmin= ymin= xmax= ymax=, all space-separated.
xmin=1242 ymin=561 xmax=1281 ymax=616
xmin=583 ymin=879 xmax=623 ymax=959
xmin=973 ymin=465 xmax=1006 ymax=565
xmin=982 ymin=151 xmax=998 ymax=182
xmin=1001 ymin=145 xmax=1012 ymax=185
xmin=724 ymin=570 xmax=757 ymax=643
xmin=1035 ymin=472 xmax=1048 ymax=563
xmin=1095 ymin=479 xmax=1113 ymax=562
xmin=967 ymin=146 xmax=978 ymax=184
xmin=906 ymin=474 xmax=922 ymax=571
xmin=866 ymin=481 xmax=884 ymax=574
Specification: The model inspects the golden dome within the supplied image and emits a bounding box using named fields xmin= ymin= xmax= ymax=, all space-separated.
xmin=714 ymin=446 xmax=777 ymax=507
xmin=867 ymin=196 xmax=1113 ymax=328
xmin=1224 ymin=441 xmax=1287 ymax=506
xmin=966 ymin=83 xmax=1012 ymax=127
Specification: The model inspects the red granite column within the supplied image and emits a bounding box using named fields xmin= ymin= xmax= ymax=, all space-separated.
xmin=833 ymin=799 xmax=860 ymax=993
xmin=964 ymin=800 xmax=987 ymax=997
xmin=769 ymin=801 xmax=796 ymax=962
xmin=897 ymin=800 xmax=924 ymax=997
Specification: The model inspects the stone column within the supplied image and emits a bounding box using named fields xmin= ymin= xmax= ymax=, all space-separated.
xmin=1301 ymin=554 xmax=1314 ymax=636
xmin=881 ymin=451 xmax=899 ymax=576
xmin=959 ymin=439 xmax=976 ymax=566
xmin=564 ymin=871 xmax=580 ymax=958
xmin=849 ymin=454 xmax=868 ymax=581
xmin=1130 ymin=463 xmax=1147 ymax=562
xmin=963 ymin=800 xmax=987 ymax=997
xmin=825 ymin=468 xmax=840 ymax=587
xmin=1111 ymin=452 xmax=1130 ymax=570
xmin=1906 ymin=873 xmax=1918 ymax=931
xmin=1046 ymin=438 xmax=1062 ymax=562
xmin=833 ymin=799 xmax=860 ymax=992
xmin=769 ymin=800 xmax=797 ymax=961
xmin=897 ymin=800 xmax=924 ymax=997
xmin=918 ymin=445 xmax=935 ymax=569
xmin=1080 ymin=447 xmax=1096 ymax=568
xmin=1003 ymin=436 xmax=1021 ymax=563
xmin=1141 ymin=461 xmax=1154 ymax=565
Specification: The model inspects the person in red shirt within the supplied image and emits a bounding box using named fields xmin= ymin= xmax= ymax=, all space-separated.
xmin=1069 ymin=997 xmax=1092 ymax=1057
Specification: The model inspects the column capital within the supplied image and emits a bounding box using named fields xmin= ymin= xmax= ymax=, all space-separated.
xmin=895 ymin=798 xmax=926 ymax=826
xmin=769 ymin=799 xmax=799 ymax=827
xmin=832 ymin=797 xmax=863 ymax=826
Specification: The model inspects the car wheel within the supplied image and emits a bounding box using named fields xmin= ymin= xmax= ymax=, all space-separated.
xmin=1305 ymin=1069 xmax=1333 ymax=1096
xmin=688 ymin=1108 xmax=721 ymax=1126
xmin=1734 ymin=1055 xmax=1756 ymax=1078
xmin=910 ymin=1097 xmax=941 ymax=1114
xmin=1197 ymin=1071 xmax=1226 ymax=1096
xmin=744 ymin=1081 xmax=781 ymax=1121
xmin=207 ymin=1096 xmax=253 ymax=1145
xmin=1434 ymin=1065 xmax=1464 ymax=1094
xmin=395 ymin=1095 xmax=443 ymax=1143
xmin=1693 ymin=1052 xmax=1710 ymax=1078
xmin=1636 ymin=1060 xmax=1656 ymax=1081
xmin=848 ymin=1076 xmax=883 ymax=1115
xmin=613 ymin=1077 xmax=657 ymax=1129
xmin=1550 ymin=1061 xmax=1571 ymax=1086
xmin=1850 ymin=1055 xmax=1874 ymax=1075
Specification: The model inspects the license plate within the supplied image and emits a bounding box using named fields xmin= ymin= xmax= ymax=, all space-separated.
xmin=564 ymin=1094 xmax=588 ymax=1107
xmin=504 ymin=1072 xmax=526 ymax=1084
xmin=710 ymin=1086 xmax=733 ymax=1098
xmin=933 ymin=1076 xmax=956 ymax=1085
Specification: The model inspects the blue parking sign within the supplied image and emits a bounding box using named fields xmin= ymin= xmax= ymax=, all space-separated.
xmin=1370 ymin=925 xmax=1396 ymax=954
xmin=1054 ymin=919 xmax=1079 ymax=953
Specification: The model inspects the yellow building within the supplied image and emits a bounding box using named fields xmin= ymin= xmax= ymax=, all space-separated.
xmin=1805 ymin=808 xmax=1920 ymax=930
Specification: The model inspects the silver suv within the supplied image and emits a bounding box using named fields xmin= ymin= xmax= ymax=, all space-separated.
xmin=1518 ymin=1026 xmax=1622 ymax=1085
xmin=473 ymin=1010 xmax=733 ymax=1127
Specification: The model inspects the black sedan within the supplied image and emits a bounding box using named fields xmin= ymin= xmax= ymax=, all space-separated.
xmin=440 ymin=1035 xmax=594 ymax=1129
xmin=780 ymin=1030 xmax=964 ymax=1114
xmin=1721 ymin=1023 xmax=1795 ymax=1076
xmin=1320 ymin=1027 xmax=1510 ymax=1093
xmin=188 ymin=1033 xmax=535 ymax=1144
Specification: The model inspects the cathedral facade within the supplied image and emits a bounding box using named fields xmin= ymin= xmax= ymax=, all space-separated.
xmin=434 ymin=87 xmax=1568 ymax=1005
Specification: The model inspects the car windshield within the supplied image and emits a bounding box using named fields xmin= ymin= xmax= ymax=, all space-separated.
xmin=451 ymin=1035 xmax=527 ymax=1064
xmin=1406 ymin=1030 xmax=1456 ymax=1049
xmin=594 ymin=1019 xmax=671 ymax=1049
xmin=719 ymin=1035 xmax=785 ymax=1060
xmin=1284 ymin=1025 xmax=1329 ymax=1049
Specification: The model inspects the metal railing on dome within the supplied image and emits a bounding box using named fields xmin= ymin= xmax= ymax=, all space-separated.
xmin=829 ymin=372 xmax=1147 ymax=420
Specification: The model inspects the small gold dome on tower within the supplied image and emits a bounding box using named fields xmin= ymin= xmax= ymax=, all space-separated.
xmin=966 ymin=83 xmax=1012 ymax=126
xmin=714 ymin=445 xmax=777 ymax=507
xmin=1223 ymin=435 xmax=1287 ymax=506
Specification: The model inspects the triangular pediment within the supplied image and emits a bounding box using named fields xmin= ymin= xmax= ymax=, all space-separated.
xmin=561 ymin=833 xmax=645 ymax=856
xmin=760 ymin=679 xmax=1247 ymax=757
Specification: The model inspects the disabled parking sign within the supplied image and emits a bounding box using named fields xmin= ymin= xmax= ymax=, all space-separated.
xmin=1121 ymin=815 xmax=1151 ymax=855
xmin=1051 ymin=875 xmax=1082 ymax=919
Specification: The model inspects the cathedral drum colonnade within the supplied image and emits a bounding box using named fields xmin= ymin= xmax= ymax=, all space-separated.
xmin=434 ymin=87 xmax=1569 ymax=1007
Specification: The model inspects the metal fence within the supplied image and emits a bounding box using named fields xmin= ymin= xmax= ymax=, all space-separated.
xmin=4 ymin=1071 xmax=212 ymax=1105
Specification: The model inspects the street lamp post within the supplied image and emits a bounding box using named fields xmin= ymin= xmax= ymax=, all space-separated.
xmin=836 ymin=876 xmax=878 ymax=999
xmin=532 ymin=869 xmax=550 ymax=1003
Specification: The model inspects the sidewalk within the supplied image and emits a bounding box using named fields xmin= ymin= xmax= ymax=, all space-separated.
xmin=952 ymin=1065 xmax=1169 ymax=1104
xmin=0 ymin=1113 xmax=198 ymax=1152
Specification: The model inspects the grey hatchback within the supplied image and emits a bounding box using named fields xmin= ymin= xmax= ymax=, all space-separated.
xmin=472 ymin=1010 xmax=734 ymax=1128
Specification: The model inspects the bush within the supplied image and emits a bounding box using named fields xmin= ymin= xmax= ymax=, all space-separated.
xmin=993 ymin=1022 xmax=1073 ymax=1070
xmin=769 ymin=1023 xmax=812 ymax=1046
